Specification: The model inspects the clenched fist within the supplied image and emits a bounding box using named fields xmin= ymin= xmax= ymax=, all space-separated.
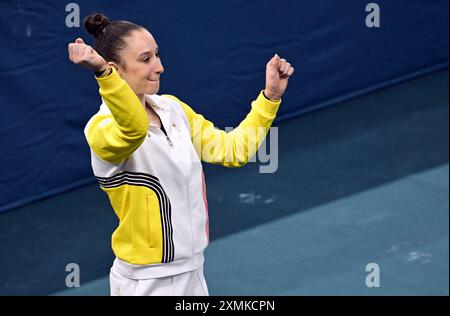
xmin=68 ymin=38 xmax=107 ymax=72
xmin=265 ymin=54 xmax=295 ymax=101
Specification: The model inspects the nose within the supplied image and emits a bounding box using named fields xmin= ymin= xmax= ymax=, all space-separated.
xmin=154 ymin=57 xmax=164 ymax=75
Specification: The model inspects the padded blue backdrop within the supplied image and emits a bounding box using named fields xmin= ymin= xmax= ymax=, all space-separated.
xmin=0 ymin=0 xmax=448 ymax=213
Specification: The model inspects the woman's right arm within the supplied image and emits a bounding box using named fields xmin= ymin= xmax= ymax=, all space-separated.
xmin=68 ymin=38 xmax=149 ymax=164
xmin=86 ymin=68 xmax=149 ymax=163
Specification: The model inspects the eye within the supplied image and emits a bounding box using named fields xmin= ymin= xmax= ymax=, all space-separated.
xmin=142 ymin=57 xmax=150 ymax=63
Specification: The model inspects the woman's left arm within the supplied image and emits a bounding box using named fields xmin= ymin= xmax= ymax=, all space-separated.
xmin=164 ymin=54 xmax=294 ymax=167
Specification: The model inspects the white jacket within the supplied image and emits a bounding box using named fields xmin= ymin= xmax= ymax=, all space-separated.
xmin=84 ymin=67 xmax=281 ymax=278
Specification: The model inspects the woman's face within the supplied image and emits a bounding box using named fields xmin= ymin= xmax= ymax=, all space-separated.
xmin=114 ymin=29 xmax=164 ymax=96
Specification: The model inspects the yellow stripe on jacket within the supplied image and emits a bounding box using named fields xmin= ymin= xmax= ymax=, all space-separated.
xmin=85 ymin=67 xmax=149 ymax=164
xmin=105 ymin=184 xmax=164 ymax=264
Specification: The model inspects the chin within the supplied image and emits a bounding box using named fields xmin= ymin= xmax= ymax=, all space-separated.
xmin=144 ymin=88 xmax=159 ymax=95
xmin=144 ymin=83 xmax=160 ymax=95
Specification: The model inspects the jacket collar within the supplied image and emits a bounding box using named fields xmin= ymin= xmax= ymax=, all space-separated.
xmin=145 ymin=94 xmax=172 ymax=130
xmin=145 ymin=94 xmax=169 ymax=112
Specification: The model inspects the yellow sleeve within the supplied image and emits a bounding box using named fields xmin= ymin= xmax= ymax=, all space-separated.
xmin=163 ymin=92 xmax=281 ymax=167
xmin=85 ymin=67 xmax=149 ymax=164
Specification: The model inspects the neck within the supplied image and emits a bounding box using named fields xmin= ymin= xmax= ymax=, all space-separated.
xmin=137 ymin=93 xmax=145 ymax=106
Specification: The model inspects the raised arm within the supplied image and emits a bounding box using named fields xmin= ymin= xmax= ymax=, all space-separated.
xmin=165 ymin=92 xmax=281 ymax=167
xmin=165 ymin=54 xmax=295 ymax=167
xmin=68 ymin=38 xmax=149 ymax=164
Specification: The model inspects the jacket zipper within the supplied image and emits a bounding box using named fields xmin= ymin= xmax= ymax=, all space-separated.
xmin=147 ymin=115 xmax=174 ymax=147
xmin=161 ymin=123 xmax=173 ymax=147
xmin=150 ymin=122 xmax=173 ymax=147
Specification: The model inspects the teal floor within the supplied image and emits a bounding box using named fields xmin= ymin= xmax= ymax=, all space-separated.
xmin=55 ymin=164 xmax=448 ymax=296
xmin=203 ymin=164 xmax=448 ymax=296
xmin=1 ymin=69 xmax=448 ymax=296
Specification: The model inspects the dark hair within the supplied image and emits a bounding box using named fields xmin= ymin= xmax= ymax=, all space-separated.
xmin=84 ymin=13 xmax=145 ymax=67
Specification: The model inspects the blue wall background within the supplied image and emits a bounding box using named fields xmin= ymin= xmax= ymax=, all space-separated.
xmin=0 ymin=0 xmax=448 ymax=213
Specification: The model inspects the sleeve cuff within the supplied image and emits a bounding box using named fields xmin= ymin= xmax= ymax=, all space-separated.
xmin=95 ymin=67 xmax=125 ymax=94
xmin=253 ymin=90 xmax=281 ymax=118
xmin=94 ymin=66 xmax=112 ymax=78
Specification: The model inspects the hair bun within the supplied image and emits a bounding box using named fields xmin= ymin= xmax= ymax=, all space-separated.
xmin=84 ymin=13 xmax=111 ymax=38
